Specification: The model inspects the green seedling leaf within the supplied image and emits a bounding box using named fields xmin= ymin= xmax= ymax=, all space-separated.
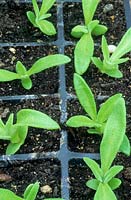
xmin=88 ymin=20 xmax=99 ymax=33
xmin=16 ymin=61 xmax=28 ymax=76
xmin=24 ymin=182 xmax=39 ymax=200
xmin=108 ymin=178 xmax=122 ymax=190
xmin=104 ymin=165 xmax=123 ymax=183
xmin=32 ymin=0 xmax=39 ymax=18
xmin=27 ymin=11 xmax=37 ymax=27
xmin=74 ymin=33 xmax=94 ymax=75
xmin=111 ymin=27 xmax=131 ymax=61
xmin=66 ymin=115 xmax=100 ymax=128
xmin=94 ymin=183 xmax=117 ymax=200
xmin=39 ymin=13 xmax=52 ymax=20
xmin=102 ymin=36 xmax=110 ymax=60
xmin=21 ymin=76 xmax=32 ymax=90
xmin=6 ymin=126 xmax=28 ymax=155
xmin=91 ymin=57 xmax=103 ymax=71
xmin=0 ymin=69 xmax=20 ymax=81
xmin=92 ymin=24 xmax=108 ymax=36
xmin=71 ymin=25 xmax=88 ymax=38
xmin=82 ymin=0 xmax=100 ymax=25
xmin=28 ymin=54 xmax=71 ymax=76
xmin=86 ymin=179 xmax=99 ymax=190
xmin=83 ymin=157 xmax=103 ymax=182
xmin=17 ymin=109 xmax=60 ymax=130
xmin=100 ymin=98 xmax=126 ymax=173
xmin=97 ymin=93 xmax=122 ymax=123
xmin=37 ymin=19 xmax=56 ymax=35
xmin=0 ymin=189 xmax=23 ymax=200
xmin=119 ymin=134 xmax=131 ymax=156
xmin=74 ymin=73 xmax=97 ymax=120
xmin=112 ymin=57 xmax=129 ymax=65
xmin=40 ymin=0 xmax=55 ymax=16
xmin=105 ymin=68 xmax=123 ymax=78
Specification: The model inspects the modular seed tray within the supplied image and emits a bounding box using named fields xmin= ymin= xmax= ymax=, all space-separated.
xmin=0 ymin=0 xmax=131 ymax=199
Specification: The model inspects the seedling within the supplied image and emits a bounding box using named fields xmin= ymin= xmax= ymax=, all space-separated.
xmin=27 ymin=0 xmax=56 ymax=35
xmin=0 ymin=182 xmax=63 ymax=200
xmin=71 ymin=0 xmax=107 ymax=75
xmin=0 ymin=109 xmax=60 ymax=155
xmin=84 ymin=98 xmax=126 ymax=199
xmin=0 ymin=54 xmax=71 ymax=90
xmin=92 ymin=27 xmax=131 ymax=78
xmin=66 ymin=73 xmax=130 ymax=155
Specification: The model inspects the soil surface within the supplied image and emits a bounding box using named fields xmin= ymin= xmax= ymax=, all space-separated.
xmin=0 ymin=159 xmax=61 ymax=199
xmin=0 ymin=97 xmax=61 ymax=155
xmin=0 ymin=45 xmax=59 ymax=95
xmin=0 ymin=1 xmax=57 ymax=43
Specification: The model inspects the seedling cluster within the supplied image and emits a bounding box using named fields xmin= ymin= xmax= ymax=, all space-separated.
xmin=0 ymin=0 xmax=131 ymax=199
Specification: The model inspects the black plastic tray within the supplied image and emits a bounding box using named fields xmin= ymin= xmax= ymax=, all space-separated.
xmin=0 ymin=0 xmax=131 ymax=199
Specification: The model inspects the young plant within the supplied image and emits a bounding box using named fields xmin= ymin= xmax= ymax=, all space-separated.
xmin=0 ymin=54 xmax=70 ymax=90
xmin=92 ymin=27 xmax=131 ymax=78
xmin=0 ymin=109 xmax=60 ymax=155
xmin=83 ymin=97 xmax=126 ymax=199
xmin=66 ymin=73 xmax=130 ymax=156
xmin=71 ymin=0 xmax=107 ymax=75
xmin=27 ymin=0 xmax=56 ymax=35
xmin=0 ymin=182 xmax=63 ymax=200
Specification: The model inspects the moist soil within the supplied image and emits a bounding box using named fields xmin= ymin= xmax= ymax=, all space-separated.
xmin=0 ymin=159 xmax=61 ymax=199
xmin=0 ymin=45 xmax=59 ymax=95
xmin=0 ymin=97 xmax=61 ymax=155
xmin=0 ymin=1 xmax=57 ymax=43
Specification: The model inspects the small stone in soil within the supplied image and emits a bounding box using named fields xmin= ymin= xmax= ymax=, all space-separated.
xmin=40 ymin=185 xmax=52 ymax=194
xmin=103 ymin=4 xmax=114 ymax=13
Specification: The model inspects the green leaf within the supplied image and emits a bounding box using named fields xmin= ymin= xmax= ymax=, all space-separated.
xmin=83 ymin=157 xmax=103 ymax=182
xmin=16 ymin=61 xmax=28 ymax=76
xmin=0 ymin=189 xmax=23 ymax=200
xmin=105 ymin=68 xmax=123 ymax=78
xmin=40 ymin=0 xmax=55 ymax=16
xmin=74 ymin=33 xmax=94 ymax=75
xmin=21 ymin=76 xmax=33 ymax=90
xmin=39 ymin=13 xmax=51 ymax=20
xmin=119 ymin=134 xmax=130 ymax=156
xmin=94 ymin=183 xmax=117 ymax=200
xmin=92 ymin=24 xmax=108 ymax=36
xmin=24 ymin=182 xmax=39 ymax=200
xmin=111 ymin=27 xmax=131 ymax=60
xmin=66 ymin=115 xmax=100 ymax=128
xmin=88 ymin=20 xmax=99 ymax=33
xmin=74 ymin=73 xmax=97 ymax=120
xmin=112 ymin=57 xmax=129 ymax=65
xmin=0 ymin=69 xmax=20 ymax=81
xmin=102 ymin=36 xmax=110 ymax=60
xmin=104 ymin=165 xmax=123 ymax=183
xmin=82 ymin=0 xmax=100 ymax=25
xmin=91 ymin=57 xmax=103 ymax=71
xmin=108 ymin=178 xmax=122 ymax=190
xmin=32 ymin=0 xmax=39 ymax=18
xmin=28 ymin=54 xmax=70 ymax=76
xmin=100 ymin=98 xmax=126 ymax=173
xmin=27 ymin=11 xmax=37 ymax=27
xmin=17 ymin=109 xmax=60 ymax=130
xmin=71 ymin=25 xmax=88 ymax=38
xmin=36 ymin=19 xmax=56 ymax=35
xmin=86 ymin=179 xmax=99 ymax=190
xmin=6 ymin=126 xmax=28 ymax=155
xmin=97 ymin=93 xmax=122 ymax=123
